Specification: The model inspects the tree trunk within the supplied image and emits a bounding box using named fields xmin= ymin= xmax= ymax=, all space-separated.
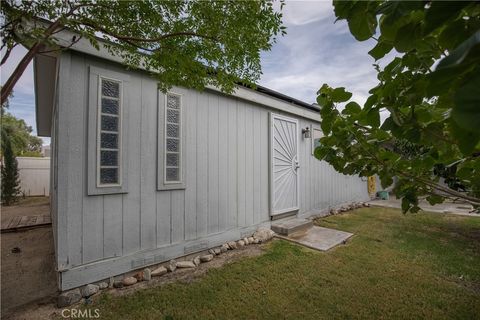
xmin=1 ymin=43 xmax=44 ymax=106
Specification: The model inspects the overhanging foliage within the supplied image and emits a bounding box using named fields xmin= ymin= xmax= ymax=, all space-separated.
xmin=315 ymin=1 xmax=480 ymax=212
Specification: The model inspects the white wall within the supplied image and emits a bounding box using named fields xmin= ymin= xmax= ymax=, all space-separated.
xmin=17 ymin=157 xmax=50 ymax=196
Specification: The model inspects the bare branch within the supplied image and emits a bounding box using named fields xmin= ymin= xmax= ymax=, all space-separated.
xmin=1 ymin=43 xmax=18 ymax=66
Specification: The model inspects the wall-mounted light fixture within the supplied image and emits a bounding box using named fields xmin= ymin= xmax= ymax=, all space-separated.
xmin=302 ymin=127 xmax=311 ymax=139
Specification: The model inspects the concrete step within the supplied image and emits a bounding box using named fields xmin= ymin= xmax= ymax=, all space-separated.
xmin=271 ymin=218 xmax=313 ymax=236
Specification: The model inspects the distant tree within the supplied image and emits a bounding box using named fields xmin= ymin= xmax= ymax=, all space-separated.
xmin=314 ymin=1 xmax=480 ymax=212
xmin=1 ymin=111 xmax=43 ymax=157
xmin=0 ymin=0 xmax=285 ymax=105
xmin=1 ymin=135 xmax=21 ymax=205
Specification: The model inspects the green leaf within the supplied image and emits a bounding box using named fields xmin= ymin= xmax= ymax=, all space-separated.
xmin=394 ymin=22 xmax=421 ymax=52
xmin=316 ymin=94 xmax=329 ymax=107
xmin=438 ymin=19 xmax=471 ymax=51
xmin=342 ymin=101 xmax=361 ymax=115
xmin=331 ymin=87 xmax=352 ymax=102
xmin=401 ymin=197 xmax=411 ymax=213
xmin=368 ymin=40 xmax=393 ymax=60
xmin=436 ymin=30 xmax=480 ymax=70
xmin=320 ymin=114 xmax=334 ymax=135
xmin=314 ymin=146 xmax=330 ymax=161
xmin=426 ymin=63 xmax=471 ymax=97
xmin=426 ymin=195 xmax=444 ymax=206
xmin=452 ymin=72 xmax=480 ymax=133
xmin=347 ymin=3 xmax=377 ymax=41
xmin=450 ymin=120 xmax=480 ymax=155
xmin=365 ymin=109 xmax=380 ymax=128
xmin=424 ymin=1 xmax=471 ymax=36
xmin=333 ymin=0 xmax=355 ymax=20
xmin=380 ymin=117 xmax=395 ymax=131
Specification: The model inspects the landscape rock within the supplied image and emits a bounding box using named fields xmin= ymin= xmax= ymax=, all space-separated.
xmin=213 ymin=248 xmax=221 ymax=255
xmin=177 ymin=260 xmax=196 ymax=268
xmin=193 ymin=256 xmax=201 ymax=266
xmin=243 ymin=237 xmax=249 ymax=245
xmin=228 ymin=241 xmax=237 ymax=249
xmin=253 ymin=238 xmax=260 ymax=244
xmin=166 ymin=260 xmax=177 ymax=272
xmin=220 ymin=244 xmax=229 ymax=252
xmin=144 ymin=268 xmax=152 ymax=281
xmin=365 ymin=203 xmax=370 ymax=207
xmin=98 ymin=282 xmax=108 ymax=290
xmin=151 ymin=266 xmax=168 ymax=277
xmin=81 ymin=284 xmax=99 ymax=298
xmin=113 ymin=281 xmax=124 ymax=288
xmin=253 ymin=227 xmax=275 ymax=242
xmin=237 ymin=240 xmax=245 ymax=247
xmin=248 ymin=237 xmax=254 ymax=244
xmin=133 ymin=271 xmax=144 ymax=281
xmin=122 ymin=277 xmax=137 ymax=286
xmin=58 ymin=289 xmax=82 ymax=308
xmin=200 ymin=254 xmax=214 ymax=262
xmin=108 ymin=277 xmax=114 ymax=288
xmin=209 ymin=249 xmax=216 ymax=255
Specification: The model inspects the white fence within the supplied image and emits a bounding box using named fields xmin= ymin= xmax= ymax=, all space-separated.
xmin=17 ymin=157 xmax=50 ymax=196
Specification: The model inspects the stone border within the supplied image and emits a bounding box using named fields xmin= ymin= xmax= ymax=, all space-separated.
xmin=328 ymin=202 xmax=370 ymax=215
xmin=57 ymin=227 xmax=276 ymax=307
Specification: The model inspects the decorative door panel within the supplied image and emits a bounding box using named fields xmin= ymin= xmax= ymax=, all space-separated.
xmin=270 ymin=114 xmax=299 ymax=216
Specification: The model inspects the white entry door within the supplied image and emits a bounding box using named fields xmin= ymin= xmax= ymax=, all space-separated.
xmin=270 ymin=113 xmax=299 ymax=216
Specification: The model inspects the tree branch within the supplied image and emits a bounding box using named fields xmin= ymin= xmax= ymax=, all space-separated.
xmin=346 ymin=124 xmax=480 ymax=205
xmin=38 ymin=35 xmax=83 ymax=54
xmin=1 ymin=43 xmax=18 ymax=66
xmin=77 ymin=19 xmax=218 ymax=44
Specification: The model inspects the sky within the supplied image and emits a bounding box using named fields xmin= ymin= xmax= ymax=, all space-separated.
xmin=1 ymin=1 xmax=388 ymax=147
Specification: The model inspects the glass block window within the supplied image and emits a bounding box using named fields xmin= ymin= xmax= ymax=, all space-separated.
xmin=164 ymin=93 xmax=182 ymax=183
xmin=98 ymin=78 xmax=121 ymax=186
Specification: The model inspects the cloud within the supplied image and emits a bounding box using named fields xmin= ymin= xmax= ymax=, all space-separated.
xmin=261 ymin=1 xmax=391 ymax=109
xmin=280 ymin=0 xmax=335 ymax=26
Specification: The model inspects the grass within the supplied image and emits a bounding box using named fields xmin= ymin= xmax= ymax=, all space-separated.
xmin=86 ymin=207 xmax=480 ymax=319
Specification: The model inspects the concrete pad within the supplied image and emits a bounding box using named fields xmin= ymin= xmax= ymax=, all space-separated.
xmin=271 ymin=218 xmax=313 ymax=236
xmin=276 ymin=225 xmax=353 ymax=251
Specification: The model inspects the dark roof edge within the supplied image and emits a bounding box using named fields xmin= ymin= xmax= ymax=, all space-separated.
xmin=252 ymin=85 xmax=319 ymax=112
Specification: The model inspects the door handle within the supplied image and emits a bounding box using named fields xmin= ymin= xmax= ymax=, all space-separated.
xmin=295 ymin=161 xmax=300 ymax=170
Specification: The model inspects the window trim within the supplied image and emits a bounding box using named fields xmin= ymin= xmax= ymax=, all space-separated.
xmin=157 ymin=88 xmax=186 ymax=191
xmin=163 ymin=92 xmax=183 ymax=185
xmin=96 ymin=76 xmax=123 ymax=188
xmin=87 ymin=65 xmax=129 ymax=196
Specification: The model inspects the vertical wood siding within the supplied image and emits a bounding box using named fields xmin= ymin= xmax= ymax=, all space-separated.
xmin=56 ymin=53 xmax=369 ymax=285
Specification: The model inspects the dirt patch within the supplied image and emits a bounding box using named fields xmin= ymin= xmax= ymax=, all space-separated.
xmin=1 ymin=196 xmax=56 ymax=318
xmin=4 ymin=244 xmax=266 ymax=320
xmin=1 ymin=227 xmax=58 ymax=318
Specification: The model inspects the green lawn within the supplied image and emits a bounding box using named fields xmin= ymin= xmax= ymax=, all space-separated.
xmin=89 ymin=207 xmax=480 ymax=319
